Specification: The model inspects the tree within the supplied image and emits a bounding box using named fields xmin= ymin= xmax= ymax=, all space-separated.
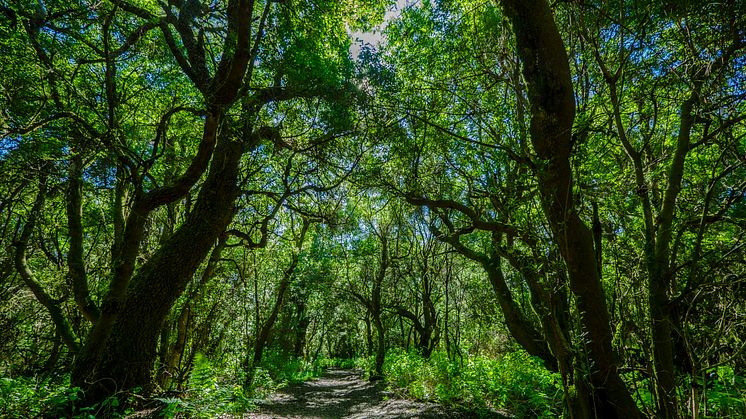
xmin=571 ymin=2 xmax=746 ymax=415
xmin=243 ymin=215 xmax=311 ymax=389
xmin=346 ymin=216 xmax=394 ymax=378
xmin=394 ymin=213 xmax=443 ymax=359
xmin=497 ymin=0 xmax=642 ymax=416
xmin=2 ymin=0 xmax=745 ymax=416
xmin=1 ymin=0 xmax=368 ymax=404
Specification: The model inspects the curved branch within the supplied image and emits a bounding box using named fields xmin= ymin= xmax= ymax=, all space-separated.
xmin=14 ymin=174 xmax=80 ymax=352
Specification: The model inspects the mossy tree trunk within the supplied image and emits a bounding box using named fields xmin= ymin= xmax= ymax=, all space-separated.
xmin=498 ymin=0 xmax=642 ymax=416
xmin=74 ymin=127 xmax=244 ymax=400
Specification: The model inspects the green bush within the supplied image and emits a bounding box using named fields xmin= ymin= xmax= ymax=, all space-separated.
xmin=382 ymin=349 xmax=563 ymax=418
xmin=314 ymin=356 xmax=363 ymax=370
xmin=1 ymin=376 xmax=74 ymax=418
xmin=260 ymin=350 xmax=324 ymax=385
xmin=157 ymin=353 xmax=254 ymax=418
xmin=156 ymin=352 xmax=341 ymax=418
xmin=695 ymin=366 xmax=746 ymax=418
xmin=0 ymin=375 xmax=135 ymax=418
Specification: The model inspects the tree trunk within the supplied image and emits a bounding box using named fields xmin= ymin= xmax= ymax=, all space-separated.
xmin=371 ymin=235 xmax=388 ymax=378
xmin=444 ymin=259 xmax=452 ymax=361
xmin=162 ymin=303 xmax=190 ymax=389
xmin=245 ymin=270 xmax=292 ymax=389
xmin=292 ymin=301 xmax=310 ymax=358
xmin=603 ymin=64 xmax=696 ymax=417
xmin=15 ymin=174 xmax=80 ymax=353
xmin=66 ymin=152 xmax=100 ymax=323
xmin=372 ymin=315 xmax=385 ymax=378
xmin=420 ymin=272 xmax=439 ymax=358
xmin=646 ymin=96 xmax=695 ymax=419
xmin=434 ymin=228 xmax=557 ymax=370
xmin=73 ymin=128 xmax=243 ymax=401
xmin=498 ymin=0 xmax=642 ymax=416
xmin=364 ymin=313 xmax=374 ymax=357
xmin=245 ymin=219 xmax=308 ymax=389
xmin=484 ymin=259 xmax=556 ymax=370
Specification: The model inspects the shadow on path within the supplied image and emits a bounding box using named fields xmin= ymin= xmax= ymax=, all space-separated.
xmin=251 ymin=368 xmax=506 ymax=419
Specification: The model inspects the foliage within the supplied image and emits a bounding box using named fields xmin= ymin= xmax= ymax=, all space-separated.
xmin=0 ymin=376 xmax=76 ymax=418
xmin=382 ymin=349 xmax=562 ymax=418
xmin=315 ymin=357 xmax=365 ymax=370
xmin=0 ymin=375 xmax=136 ymax=418
xmin=154 ymin=353 xmax=254 ymax=418
xmin=0 ymin=0 xmax=744 ymax=417
xmin=694 ymin=366 xmax=746 ymax=418
xmin=258 ymin=349 xmax=326 ymax=386
xmin=154 ymin=352 xmax=333 ymax=418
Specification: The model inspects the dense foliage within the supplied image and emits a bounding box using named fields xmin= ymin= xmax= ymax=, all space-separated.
xmin=1 ymin=0 xmax=744 ymax=417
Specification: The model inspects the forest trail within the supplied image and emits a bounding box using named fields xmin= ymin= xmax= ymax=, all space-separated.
xmin=251 ymin=368 xmax=496 ymax=419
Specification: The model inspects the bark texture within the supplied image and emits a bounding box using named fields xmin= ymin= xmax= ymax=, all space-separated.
xmin=75 ymin=127 xmax=243 ymax=400
xmin=71 ymin=0 xmax=260 ymax=402
xmin=66 ymin=153 xmax=100 ymax=323
xmin=498 ymin=0 xmax=642 ymax=417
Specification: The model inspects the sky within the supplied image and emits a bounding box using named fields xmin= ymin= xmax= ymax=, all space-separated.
xmin=349 ymin=0 xmax=417 ymax=59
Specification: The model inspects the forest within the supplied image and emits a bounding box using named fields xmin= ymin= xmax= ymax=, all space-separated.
xmin=0 ymin=0 xmax=744 ymax=417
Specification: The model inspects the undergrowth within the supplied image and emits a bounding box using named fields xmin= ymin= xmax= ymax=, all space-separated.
xmin=0 ymin=375 xmax=138 ymax=418
xmin=157 ymin=351 xmax=331 ymax=418
xmin=623 ymin=365 xmax=746 ymax=417
xmin=4 ymin=353 xmax=743 ymax=418
xmin=379 ymin=349 xmax=563 ymax=418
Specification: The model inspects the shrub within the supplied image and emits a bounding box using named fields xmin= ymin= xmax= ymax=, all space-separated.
xmin=260 ymin=349 xmax=324 ymax=385
xmin=0 ymin=375 xmax=134 ymax=418
xmin=696 ymin=366 xmax=746 ymax=418
xmin=156 ymin=353 xmax=254 ymax=418
xmin=382 ymin=349 xmax=562 ymax=418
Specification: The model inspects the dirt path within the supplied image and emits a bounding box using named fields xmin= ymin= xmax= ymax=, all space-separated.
xmin=250 ymin=368 xmax=491 ymax=419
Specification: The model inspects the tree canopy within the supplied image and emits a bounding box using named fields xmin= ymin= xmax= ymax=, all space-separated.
xmin=1 ymin=0 xmax=744 ymax=417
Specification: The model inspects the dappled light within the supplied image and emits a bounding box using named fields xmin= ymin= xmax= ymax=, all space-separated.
xmin=1 ymin=0 xmax=744 ymax=418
